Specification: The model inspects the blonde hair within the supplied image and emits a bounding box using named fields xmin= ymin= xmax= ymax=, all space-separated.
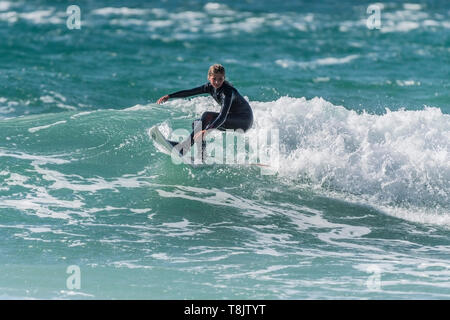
xmin=208 ymin=64 xmax=225 ymax=78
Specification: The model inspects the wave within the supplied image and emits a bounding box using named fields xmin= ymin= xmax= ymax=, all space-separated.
xmin=145 ymin=95 xmax=450 ymax=225
xmin=249 ymin=96 xmax=449 ymax=224
xmin=276 ymin=55 xmax=360 ymax=69
xmin=92 ymin=7 xmax=150 ymax=16
xmin=1 ymin=98 xmax=449 ymax=227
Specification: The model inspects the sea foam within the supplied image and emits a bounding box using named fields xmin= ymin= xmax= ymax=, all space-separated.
xmin=249 ymin=97 xmax=449 ymax=224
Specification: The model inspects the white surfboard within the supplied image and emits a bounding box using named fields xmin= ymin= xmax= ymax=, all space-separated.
xmin=149 ymin=126 xmax=197 ymax=166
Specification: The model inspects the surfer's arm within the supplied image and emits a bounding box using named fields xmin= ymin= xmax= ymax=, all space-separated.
xmin=157 ymin=84 xmax=209 ymax=104
xmin=157 ymin=95 xmax=170 ymax=104
xmin=168 ymin=84 xmax=209 ymax=99
xmin=205 ymin=89 xmax=233 ymax=130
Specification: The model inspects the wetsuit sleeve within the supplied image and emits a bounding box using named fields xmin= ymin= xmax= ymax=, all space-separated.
xmin=205 ymin=88 xmax=234 ymax=130
xmin=168 ymin=84 xmax=209 ymax=98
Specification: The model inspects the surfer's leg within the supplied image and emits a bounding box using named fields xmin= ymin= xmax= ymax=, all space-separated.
xmin=192 ymin=112 xmax=218 ymax=137
xmin=196 ymin=112 xmax=218 ymax=159
xmin=176 ymin=112 xmax=219 ymax=156
xmin=216 ymin=113 xmax=253 ymax=132
xmin=167 ymin=140 xmax=178 ymax=147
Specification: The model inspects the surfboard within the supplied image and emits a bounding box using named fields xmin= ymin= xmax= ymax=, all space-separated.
xmin=149 ymin=126 xmax=197 ymax=166
xmin=149 ymin=126 xmax=175 ymax=155
xmin=149 ymin=125 xmax=273 ymax=171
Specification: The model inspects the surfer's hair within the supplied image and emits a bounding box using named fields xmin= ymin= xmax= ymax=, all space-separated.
xmin=208 ymin=64 xmax=225 ymax=78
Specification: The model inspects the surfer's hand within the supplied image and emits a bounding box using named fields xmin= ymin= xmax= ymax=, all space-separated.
xmin=193 ymin=130 xmax=208 ymax=141
xmin=157 ymin=95 xmax=169 ymax=104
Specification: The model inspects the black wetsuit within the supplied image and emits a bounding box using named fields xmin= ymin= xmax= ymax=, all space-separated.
xmin=168 ymin=81 xmax=253 ymax=152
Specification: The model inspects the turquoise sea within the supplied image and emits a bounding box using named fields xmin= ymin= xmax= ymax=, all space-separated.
xmin=0 ymin=0 xmax=449 ymax=299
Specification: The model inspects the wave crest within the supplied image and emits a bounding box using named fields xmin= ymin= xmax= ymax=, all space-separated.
xmin=250 ymin=96 xmax=450 ymax=222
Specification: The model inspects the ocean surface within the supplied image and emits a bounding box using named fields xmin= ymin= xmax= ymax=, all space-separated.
xmin=0 ymin=0 xmax=449 ymax=299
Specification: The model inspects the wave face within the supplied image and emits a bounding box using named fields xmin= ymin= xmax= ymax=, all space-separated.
xmin=1 ymin=0 xmax=450 ymax=299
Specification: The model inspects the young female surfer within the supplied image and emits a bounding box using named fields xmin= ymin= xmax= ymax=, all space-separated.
xmin=156 ymin=64 xmax=253 ymax=156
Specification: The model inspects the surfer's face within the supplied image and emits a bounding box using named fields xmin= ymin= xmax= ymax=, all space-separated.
xmin=208 ymin=73 xmax=225 ymax=89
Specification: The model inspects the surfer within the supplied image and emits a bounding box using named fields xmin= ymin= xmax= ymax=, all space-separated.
xmin=156 ymin=64 xmax=253 ymax=157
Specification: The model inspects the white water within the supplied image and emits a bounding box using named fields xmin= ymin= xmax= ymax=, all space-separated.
xmin=167 ymin=96 xmax=450 ymax=226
